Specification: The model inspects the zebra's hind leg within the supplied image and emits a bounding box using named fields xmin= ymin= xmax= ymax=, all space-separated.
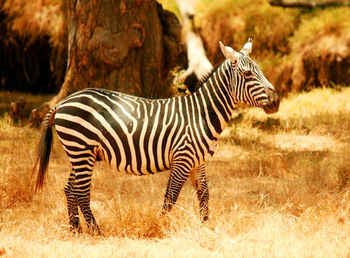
xmin=75 ymin=187 xmax=101 ymax=235
xmin=73 ymin=158 xmax=101 ymax=235
xmin=162 ymin=164 xmax=190 ymax=215
xmin=64 ymin=170 xmax=81 ymax=233
xmin=190 ymin=164 xmax=209 ymax=221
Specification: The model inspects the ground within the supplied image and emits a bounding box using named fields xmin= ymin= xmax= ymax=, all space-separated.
xmin=1 ymin=87 xmax=350 ymax=257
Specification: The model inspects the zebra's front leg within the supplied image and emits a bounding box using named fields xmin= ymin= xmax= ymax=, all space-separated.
xmin=64 ymin=171 xmax=81 ymax=233
xmin=162 ymin=165 xmax=190 ymax=215
xmin=190 ymin=164 xmax=209 ymax=221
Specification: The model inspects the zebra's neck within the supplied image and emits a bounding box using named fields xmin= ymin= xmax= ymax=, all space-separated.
xmin=191 ymin=59 xmax=237 ymax=139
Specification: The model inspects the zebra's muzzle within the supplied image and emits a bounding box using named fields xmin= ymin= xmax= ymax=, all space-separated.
xmin=262 ymin=99 xmax=280 ymax=114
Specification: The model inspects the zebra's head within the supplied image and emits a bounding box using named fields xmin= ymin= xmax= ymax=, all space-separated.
xmin=219 ymin=39 xmax=279 ymax=114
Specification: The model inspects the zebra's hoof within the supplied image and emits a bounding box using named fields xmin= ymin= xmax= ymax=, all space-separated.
xmin=202 ymin=216 xmax=209 ymax=222
xmin=69 ymin=225 xmax=82 ymax=234
xmin=87 ymin=224 xmax=103 ymax=236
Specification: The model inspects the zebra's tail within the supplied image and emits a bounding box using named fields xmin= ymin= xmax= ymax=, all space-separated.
xmin=33 ymin=106 xmax=57 ymax=192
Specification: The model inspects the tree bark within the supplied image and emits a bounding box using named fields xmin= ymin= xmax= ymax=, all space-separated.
xmin=51 ymin=0 xmax=184 ymax=106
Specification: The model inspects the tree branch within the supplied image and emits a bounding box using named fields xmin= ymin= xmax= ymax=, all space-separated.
xmin=268 ymin=0 xmax=349 ymax=8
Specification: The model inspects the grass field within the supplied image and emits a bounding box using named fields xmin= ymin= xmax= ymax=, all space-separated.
xmin=1 ymin=87 xmax=350 ymax=257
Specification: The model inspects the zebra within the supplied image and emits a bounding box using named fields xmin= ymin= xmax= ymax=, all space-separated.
xmin=33 ymin=39 xmax=279 ymax=233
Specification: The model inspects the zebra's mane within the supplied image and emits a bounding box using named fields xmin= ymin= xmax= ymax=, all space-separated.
xmin=192 ymin=60 xmax=225 ymax=93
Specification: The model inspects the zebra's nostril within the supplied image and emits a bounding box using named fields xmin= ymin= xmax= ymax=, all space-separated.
xmin=273 ymin=99 xmax=280 ymax=107
xmin=262 ymin=97 xmax=280 ymax=114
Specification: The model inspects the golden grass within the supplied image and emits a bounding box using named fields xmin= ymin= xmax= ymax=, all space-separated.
xmin=1 ymin=87 xmax=350 ymax=256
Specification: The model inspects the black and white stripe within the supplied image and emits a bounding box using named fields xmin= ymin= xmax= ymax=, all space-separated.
xmin=34 ymin=40 xmax=279 ymax=233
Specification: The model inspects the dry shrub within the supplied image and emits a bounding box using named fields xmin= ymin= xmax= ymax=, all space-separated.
xmin=1 ymin=0 xmax=65 ymax=48
xmin=195 ymin=0 xmax=299 ymax=64
xmin=195 ymin=1 xmax=350 ymax=96
xmin=0 ymin=92 xmax=53 ymax=125
xmin=0 ymin=0 xmax=67 ymax=92
xmin=195 ymin=8 xmax=245 ymax=64
xmin=275 ymin=8 xmax=350 ymax=95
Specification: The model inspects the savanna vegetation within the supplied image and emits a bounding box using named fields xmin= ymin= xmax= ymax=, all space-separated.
xmin=194 ymin=0 xmax=350 ymax=96
xmin=1 ymin=0 xmax=350 ymax=257
xmin=1 ymin=87 xmax=350 ymax=256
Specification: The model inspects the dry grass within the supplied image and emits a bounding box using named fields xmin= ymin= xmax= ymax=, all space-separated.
xmin=1 ymin=87 xmax=350 ymax=257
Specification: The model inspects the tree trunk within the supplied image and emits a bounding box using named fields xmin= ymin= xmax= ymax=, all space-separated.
xmin=51 ymin=0 xmax=183 ymax=106
xmin=175 ymin=0 xmax=213 ymax=92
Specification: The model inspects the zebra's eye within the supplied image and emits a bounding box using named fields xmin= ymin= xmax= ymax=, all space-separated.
xmin=243 ymin=70 xmax=253 ymax=76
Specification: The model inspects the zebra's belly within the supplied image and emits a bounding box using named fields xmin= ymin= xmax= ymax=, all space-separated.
xmin=97 ymin=146 xmax=170 ymax=176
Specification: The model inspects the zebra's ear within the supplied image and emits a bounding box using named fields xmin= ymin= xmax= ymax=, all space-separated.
xmin=219 ymin=41 xmax=239 ymax=64
xmin=240 ymin=38 xmax=253 ymax=56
